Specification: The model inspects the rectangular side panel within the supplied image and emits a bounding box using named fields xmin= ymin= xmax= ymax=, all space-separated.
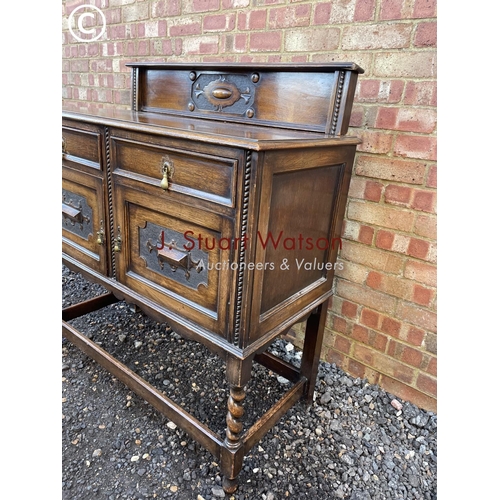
xmin=245 ymin=145 xmax=356 ymax=348
xmin=259 ymin=165 xmax=342 ymax=315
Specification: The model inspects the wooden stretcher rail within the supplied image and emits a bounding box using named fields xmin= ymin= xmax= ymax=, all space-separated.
xmin=62 ymin=319 xmax=224 ymax=458
xmin=242 ymin=377 xmax=306 ymax=454
xmin=63 ymin=297 xmax=309 ymax=470
xmin=254 ymin=351 xmax=301 ymax=383
xmin=62 ymin=292 xmax=119 ymax=321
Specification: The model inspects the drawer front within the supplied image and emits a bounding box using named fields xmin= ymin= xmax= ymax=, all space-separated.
xmin=114 ymin=184 xmax=234 ymax=337
xmin=62 ymin=122 xmax=103 ymax=171
xmin=110 ymin=130 xmax=238 ymax=208
xmin=62 ymin=168 xmax=108 ymax=275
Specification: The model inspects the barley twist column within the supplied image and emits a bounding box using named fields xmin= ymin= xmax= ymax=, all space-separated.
xmin=222 ymin=385 xmax=246 ymax=493
xmin=225 ymin=386 xmax=246 ymax=448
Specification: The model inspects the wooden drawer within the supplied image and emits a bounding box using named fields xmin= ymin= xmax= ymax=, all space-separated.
xmin=113 ymin=184 xmax=235 ymax=338
xmin=110 ymin=129 xmax=239 ymax=208
xmin=62 ymin=122 xmax=103 ymax=171
xmin=62 ymin=167 xmax=108 ymax=275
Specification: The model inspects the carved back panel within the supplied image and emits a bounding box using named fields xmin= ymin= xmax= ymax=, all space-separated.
xmin=128 ymin=63 xmax=363 ymax=135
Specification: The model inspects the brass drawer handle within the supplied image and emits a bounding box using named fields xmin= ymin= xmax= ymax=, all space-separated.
xmin=160 ymin=158 xmax=174 ymax=190
xmin=62 ymin=136 xmax=66 ymax=155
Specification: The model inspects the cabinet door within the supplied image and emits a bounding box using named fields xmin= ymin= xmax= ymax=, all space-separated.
xmin=113 ymin=184 xmax=234 ymax=338
xmin=62 ymin=167 xmax=108 ymax=275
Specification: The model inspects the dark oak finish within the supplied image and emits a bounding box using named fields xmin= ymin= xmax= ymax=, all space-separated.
xmin=129 ymin=62 xmax=362 ymax=135
xmin=62 ymin=62 xmax=363 ymax=492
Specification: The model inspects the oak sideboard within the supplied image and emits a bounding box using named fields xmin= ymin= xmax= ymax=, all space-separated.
xmin=62 ymin=62 xmax=363 ymax=493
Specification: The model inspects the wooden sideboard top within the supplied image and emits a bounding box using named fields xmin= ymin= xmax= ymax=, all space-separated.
xmin=62 ymin=108 xmax=361 ymax=151
xmin=125 ymin=61 xmax=364 ymax=72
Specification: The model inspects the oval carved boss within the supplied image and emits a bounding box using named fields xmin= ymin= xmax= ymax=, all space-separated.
xmin=212 ymin=88 xmax=233 ymax=99
xmin=203 ymin=77 xmax=241 ymax=109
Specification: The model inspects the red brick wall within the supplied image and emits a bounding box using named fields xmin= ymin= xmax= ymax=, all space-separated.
xmin=62 ymin=0 xmax=437 ymax=411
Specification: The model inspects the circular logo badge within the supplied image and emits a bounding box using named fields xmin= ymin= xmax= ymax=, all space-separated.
xmin=68 ymin=5 xmax=106 ymax=43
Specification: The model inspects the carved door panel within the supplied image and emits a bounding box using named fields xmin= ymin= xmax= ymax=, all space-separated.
xmin=113 ymin=183 xmax=235 ymax=338
xmin=62 ymin=167 xmax=108 ymax=276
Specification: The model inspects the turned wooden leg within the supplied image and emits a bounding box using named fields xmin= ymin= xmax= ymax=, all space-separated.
xmin=300 ymin=301 xmax=328 ymax=403
xmin=219 ymin=356 xmax=253 ymax=494
xmin=222 ymin=385 xmax=246 ymax=493
xmin=225 ymin=385 xmax=246 ymax=448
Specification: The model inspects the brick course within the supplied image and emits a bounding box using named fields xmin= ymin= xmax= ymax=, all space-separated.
xmin=63 ymin=0 xmax=437 ymax=412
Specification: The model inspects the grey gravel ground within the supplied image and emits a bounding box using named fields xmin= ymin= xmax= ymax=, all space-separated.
xmin=62 ymin=266 xmax=437 ymax=499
